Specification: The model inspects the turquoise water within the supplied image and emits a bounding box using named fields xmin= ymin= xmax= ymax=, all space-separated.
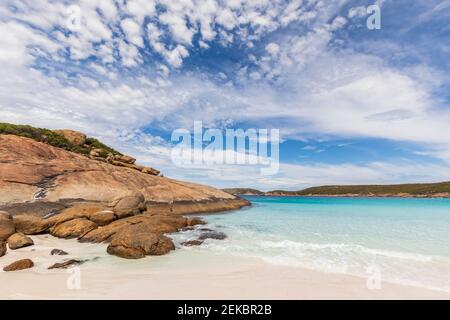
xmin=175 ymin=196 xmax=450 ymax=291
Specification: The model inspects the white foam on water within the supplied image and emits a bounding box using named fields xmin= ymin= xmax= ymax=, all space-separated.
xmin=191 ymin=226 xmax=450 ymax=293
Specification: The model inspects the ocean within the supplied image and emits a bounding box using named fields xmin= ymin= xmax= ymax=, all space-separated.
xmin=173 ymin=196 xmax=450 ymax=292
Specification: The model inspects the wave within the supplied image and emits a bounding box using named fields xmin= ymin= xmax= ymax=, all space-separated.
xmin=260 ymin=240 xmax=434 ymax=263
xmin=198 ymin=235 xmax=450 ymax=292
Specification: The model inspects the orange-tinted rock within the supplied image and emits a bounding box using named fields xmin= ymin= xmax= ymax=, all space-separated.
xmin=0 ymin=212 xmax=15 ymax=241
xmin=3 ymin=258 xmax=34 ymax=271
xmin=0 ymin=135 xmax=242 ymax=207
xmin=186 ymin=217 xmax=206 ymax=227
xmin=7 ymin=232 xmax=34 ymax=249
xmin=106 ymin=224 xmax=175 ymax=259
xmin=13 ymin=215 xmax=51 ymax=235
xmin=111 ymin=191 xmax=145 ymax=218
xmin=50 ymin=218 xmax=97 ymax=239
xmin=89 ymin=210 xmax=116 ymax=226
xmin=53 ymin=129 xmax=86 ymax=146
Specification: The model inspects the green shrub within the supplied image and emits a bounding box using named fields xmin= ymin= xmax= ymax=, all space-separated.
xmin=0 ymin=122 xmax=120 ymax=159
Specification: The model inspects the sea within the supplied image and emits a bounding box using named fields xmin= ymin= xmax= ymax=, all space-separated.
xmin=173 ymin=196 xmax=450 ymax=292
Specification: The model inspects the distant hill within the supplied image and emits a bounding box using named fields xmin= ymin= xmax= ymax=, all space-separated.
xmin=222 ymin=188 xmax=265 ymax=196
xmin=224 ymin=182 xmax=450 ymax=198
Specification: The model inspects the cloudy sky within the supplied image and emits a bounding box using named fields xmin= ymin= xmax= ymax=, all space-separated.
xmin=1 ymin=0 xmax=450 ymax=190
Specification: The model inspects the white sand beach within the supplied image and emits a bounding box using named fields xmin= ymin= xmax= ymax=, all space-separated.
xmin=1 ymin=235 xmax=449 ymax=300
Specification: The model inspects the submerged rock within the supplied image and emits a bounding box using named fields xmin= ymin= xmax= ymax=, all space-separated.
xmin=3 ymin=258 xmax=34 ymax=271
xmin=198 ymin=230 xmax=227 ymax=240
xmin=50 ymin=249 xmax=68 ymax=256
xmin=50 ymin=218 xmax=97 ymax=239
xmin=106 ymin=224 xmax=175 ymax=259
xmin=48 ymin=259 xmax=86 ymax=269
xmin=181 ymin=239 xmax=204 ymax=247
xmin=7 ymin=232 xmax=34 ymax=250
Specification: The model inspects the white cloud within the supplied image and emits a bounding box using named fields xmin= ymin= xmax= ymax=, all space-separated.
xmin=1 ymin=0 xmax=450 ymax=189
xmin=348 ymin=6 xmax=367 ymax=19
xmin=118 ymin=40 xmax=141 ymax=67
xmin=121 ymin=18 xmax=144 ymax=47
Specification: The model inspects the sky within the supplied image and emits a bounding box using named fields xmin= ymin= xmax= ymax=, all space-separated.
xmin=0 ymin=0 xmax=450 ymax=191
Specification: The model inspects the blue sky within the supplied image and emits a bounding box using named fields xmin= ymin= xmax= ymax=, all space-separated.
xmin=1 ymin=0 xmax=450 ymax=190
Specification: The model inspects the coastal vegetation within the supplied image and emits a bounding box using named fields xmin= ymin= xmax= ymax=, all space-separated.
xmin=0 ymin=122 xmax=121 ymax=158
xmin=226 ymin=182 xmax=450 ymax=198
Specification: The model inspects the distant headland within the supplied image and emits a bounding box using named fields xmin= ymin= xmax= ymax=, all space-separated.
xmin=223 ymin=182 xmax=450 ymax=198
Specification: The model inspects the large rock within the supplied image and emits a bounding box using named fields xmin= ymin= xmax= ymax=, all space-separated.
xmin=89 ymin=210 xmax=116 ymax=226
xmin=110 ymin=191 xmax=145 ymax=218
xmin=79 ymin=214 xmax=186 ymax=243
xmin=0 ymin=135 xmax=243 ymax=208
xmin=106 ymin=224 xmax=175 ymax=259
xmin=3 ymin=259 xmax=34 ymax=271
xmin=0 ymin=241 xmax=6 ymax=257
xmin=13 ymin=215 xmax=52 ymax=235
xmin=79 ymin=217 xmax=138 ymax=243
xmin=53 ymin=129 xmax=86 ymax=146
xmin=0 ymin=211 xmax=15 ymax=241
xmin=7 ymin=232 xmax=34 ymax=249
xmin=50 ymin=218 xmax=97 ymax=239
xmin=47 ymin=204 xmax=105 ymax=226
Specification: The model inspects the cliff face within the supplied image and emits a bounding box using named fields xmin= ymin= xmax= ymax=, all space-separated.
xmin=0 ymin=135 xmax=247 ymax=210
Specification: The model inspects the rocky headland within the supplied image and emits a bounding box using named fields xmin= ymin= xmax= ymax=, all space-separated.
xmin=0 ymin=125 xmax=250 ymax=270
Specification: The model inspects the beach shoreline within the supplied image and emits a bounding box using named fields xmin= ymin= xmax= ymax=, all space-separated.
xmin=1 ymin=235 xmax=449 ymax=300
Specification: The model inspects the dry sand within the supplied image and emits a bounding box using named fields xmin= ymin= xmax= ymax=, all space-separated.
xmin=1 ymin=235 xmax=449 ymax=300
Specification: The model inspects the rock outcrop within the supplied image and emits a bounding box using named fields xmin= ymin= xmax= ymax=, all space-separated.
xmin=7 ymin=232 xmax=34 ymax=249
xmin=0 ymin=135 xmax=247 ymax=208
xmin=0 ymin=133 xmax=250 ymax=261
xmin=3 ymin=258 xmax=34 ymax=271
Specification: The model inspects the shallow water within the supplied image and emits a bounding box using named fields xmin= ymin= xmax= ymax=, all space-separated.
xmin=172 ymin=196 xmax=450 ymax=292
